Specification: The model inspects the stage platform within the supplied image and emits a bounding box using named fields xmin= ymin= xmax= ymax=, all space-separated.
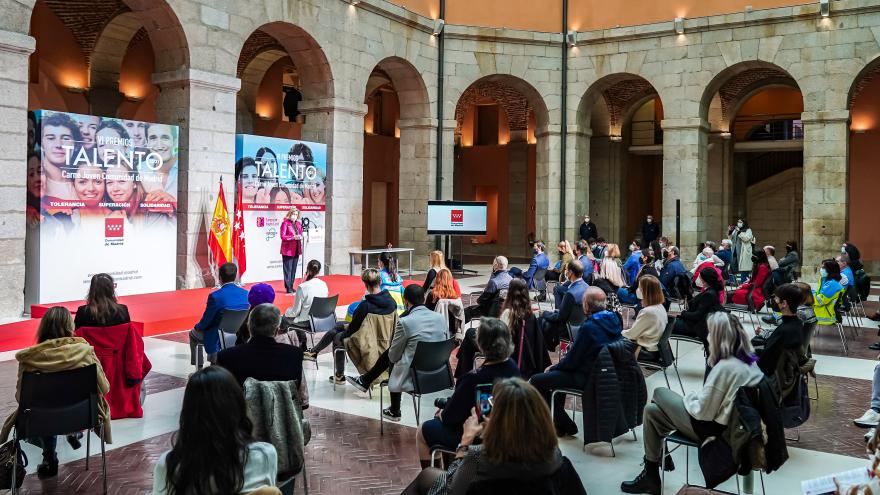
xmin=0 ymin=275 xmax=418 ymax=354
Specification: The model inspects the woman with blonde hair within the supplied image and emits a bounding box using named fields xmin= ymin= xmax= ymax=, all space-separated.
xmin=405 ymin=378 xmax=586 ymax=495
xmin=0 ymin=306 xmax=112 ymax=479
xmin=422 ymin=250 xmax=447 ymax=292
xmin=596 ymin=243 xmax=627 ymax=290
xmin=279 ymin=206 xmax=303 ymax=293
xmin=621 ymin=312 xmax=762 ymax=494
xmin=622 ymin=275 xmax=667 ymax=358
xmin=545 ymin=240 xmax=575 ymax=283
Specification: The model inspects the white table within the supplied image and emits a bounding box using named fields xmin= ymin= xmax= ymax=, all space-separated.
xmin=349 ymin=247 xmax=415 ymax=277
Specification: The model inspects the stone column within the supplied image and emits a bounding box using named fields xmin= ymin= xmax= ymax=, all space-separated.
xmin=661 ymin=119 xmax=709 ymax=258
xmin=801 ymin=110 xmax=849 ymax=277
xmin=706 ymin=133 xmax=733 ymax=241
xmin=299 ymin=99 xmax=368 ymax=276
xmin=588 ymin=136 xmax=623 ymax=243
xmin=152 ymin=68 xmax=241 ymax=289
xmin=571 ymin=127 xmax=591 ymax=237
xmin=535 ymin=126 xmax=561 ymax=244
xmin=0 ymin=31 xmax=34 ymax=318
xmin=398 ymin=117 xmax=438 ymax=258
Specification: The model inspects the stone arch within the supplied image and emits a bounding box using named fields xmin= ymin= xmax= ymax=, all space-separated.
xmin=453 ymin=75 xmax=551 ymax=142
xmin=250 ymin=22 xmax=334 ymax=103
xmin=577 ymin=73 xmax=661 ymax=134
xmin=368 ymin=56 xmax=431 ymax=122
xmin=90 ymin=12 xmax=143 ymax=89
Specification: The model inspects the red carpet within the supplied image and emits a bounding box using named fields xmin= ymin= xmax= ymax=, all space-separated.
xmin=0 ymin=275 xmax=419 ymax=353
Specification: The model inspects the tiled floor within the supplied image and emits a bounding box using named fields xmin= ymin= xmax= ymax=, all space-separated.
xmin=5 ymin=276 xmax=879 ymax=494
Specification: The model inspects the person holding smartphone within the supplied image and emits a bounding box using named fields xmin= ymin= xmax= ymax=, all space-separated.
xmin=415 ymin=318 xmax=519 ymax=469
xmin=402 ymin=378 xmax=586 ymax=495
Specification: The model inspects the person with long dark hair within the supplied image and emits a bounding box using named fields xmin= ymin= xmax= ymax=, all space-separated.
xmin=813 ymin=259 xmax=845 ymax=328
xmin=728 ymin=218 xmax=756 ymax=282
xmin=0 ymin=307 xmax=111 ymax=479
xmin=500 ymin=278 xmax=551 ymax=379
xmin=153 ymin=366 xmax=277 ymax=494
xmin=280 ymin=207 xmax=303 ymax=294
xmin=74 ymin=273 xmax=131 ymax=328
xmin=730 ymin=249 xmax=771 ymax=309
xmin=673 ymin=267 xmax=725 ymax=345
xmin=283 ymin=260 xmax=329 ymax=350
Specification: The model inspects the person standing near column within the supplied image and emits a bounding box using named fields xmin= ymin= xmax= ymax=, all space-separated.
xmin=280 ymin=207 xmax=303 ymax=294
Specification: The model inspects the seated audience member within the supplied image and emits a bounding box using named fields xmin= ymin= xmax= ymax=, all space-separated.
xmin=237 ymin=282 xmax=275 ymax=343
xmin=593 ymin=237 xmax=608 ymax=260
xmin=306 ymin=268 xmax=397 ymax=384
xmin=658 ymin=246 xmax=686 ymax=292
xmin=778 ymin=241 xmax=800 ymax=278
xmin=621 ymin=312 xmax=762 ymax=494
xmin=218 ymin=303 xmax=304 ymax=386
xmin=282 ymin=260 xmax=329 ymax=350
xmin=0 ymin=307 xmax=111 ymax=479
xmin=530 ymin=287 xmax=623 ymax=436
xmin=622 ymin=276 xmax=667 ymax=358
xmin=539 ymin=261 xmax=588 ymax=350
xmin=510 ymin=241 xmax=550 ymax=291
xmin=623 ymin=240 xmax=643 ymax=286
xmin=844 ymin=242 xmax=863 ymax=271
xmin=189 ymin=262 xmax=249 ymax=365
xmin=595 ymin=244 xmax=627 ymax=292
xmin=764 ymin=245 xmax=779 ymax=271
xmin=752 ymin=284 xmax=804 ymax=377
xmin=716 ymin=240 xmax=733 ymax=277
xmin=74 ymin=273 xmax=131 ymax=328
xmin=153 ymin=366 xmax=278 ymax=495
xmin=545 ymin=241 xmax=574 ymax=282
xmin=759 ymin=281 xmax=817 ymax=342
xmin=346 ymin=285 xmax=447 ymax=421
xmin=730 ymin=250 xmax=771 ymax=309
xmin=813 ymin=259 xmax=845 ymax=328
xmin=422 ymin=250 xmax=447 ymax=292
xmin=618 ymin=250 xmax=659 ymax=306
xmin=691 ymin=247 xmax=724 ymax=275
xmin=500 ymin=279 xmax=551 ymax=379
xmin=425 ymin=268 xmax=462 ymax=311
xmin=574 ymin=239 xmax=595 ymax=282
xmin=673 ymin=267 xmax=725 ymax=345
xmin=837 ymin=253 xmax=856 ymax=288
xmin=347 ymin=252 xmax=405 ymax=318
xmin=464 ymin=256 xmax=512 ymax=321
xmin=416 ymin=318 xmax=519 ymax=467
xmin=403 ymin=378 xmax=586 ymax=495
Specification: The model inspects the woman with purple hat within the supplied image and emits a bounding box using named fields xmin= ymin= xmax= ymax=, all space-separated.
xmin=236 ymin=283 xmax=276 ymax=343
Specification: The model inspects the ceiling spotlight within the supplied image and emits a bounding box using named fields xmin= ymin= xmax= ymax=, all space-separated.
xmin=346 ymin=0 xmax=360 ymax=4
xmin=566 ymin=30 xmax=577 ymax=48
xmin=674 ymin=17 xmax=685 ymax=35
xmin=433 ymin=18 xmax=445 ymax=36
xmin=819 ymin=0 xmax=830 ymax=17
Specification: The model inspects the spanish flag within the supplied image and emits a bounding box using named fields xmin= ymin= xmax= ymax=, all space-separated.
xmin=208 ymin=179 xmax=232 ymax=266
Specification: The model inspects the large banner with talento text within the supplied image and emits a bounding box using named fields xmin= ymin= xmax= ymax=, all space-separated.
xmin=25 ymin=110 xmax=179 ymax=307
xmin=235 ymin=134 xmax=326 ymax=284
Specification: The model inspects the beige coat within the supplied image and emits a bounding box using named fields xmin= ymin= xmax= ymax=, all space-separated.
xmin=1 ymin=337 xmax=112 ymax=443
xmin=345 ymin=312 xmax=398 ymax=375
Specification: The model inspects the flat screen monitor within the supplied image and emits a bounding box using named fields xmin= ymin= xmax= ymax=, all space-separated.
xmin=426 ymin=201 xmax=488 ymax=235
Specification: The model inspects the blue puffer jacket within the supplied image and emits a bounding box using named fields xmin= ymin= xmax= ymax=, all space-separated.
xmin=552 ymin=310 xmax=622 ymax=374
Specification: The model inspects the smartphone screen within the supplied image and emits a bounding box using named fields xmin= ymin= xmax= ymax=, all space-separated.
xmin=475 ymin=383 xmax=493 ymax=420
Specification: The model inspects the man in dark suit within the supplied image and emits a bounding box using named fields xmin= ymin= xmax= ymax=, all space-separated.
xmin=189 ymin=262 xmax=249 ymax=365
xmin=539 ymin=260 xmax=588 ymax=350
xmin=217 ymin=303 xmax=304 ymax=386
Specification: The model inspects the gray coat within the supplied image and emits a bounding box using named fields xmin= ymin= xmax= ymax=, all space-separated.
xmin=388 ymin=305 xmax=449 ymax=393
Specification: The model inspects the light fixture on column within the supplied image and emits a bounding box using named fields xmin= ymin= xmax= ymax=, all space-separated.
xmin=66 ymin=86 xmax=86 ymax=94
xmin=720 ymin=131 xmax=732 ymax=139
xmin=819 ymin=0 xmax=830 ymax=17
xmin=610 ymin=135 xmax=623 ymax=142
xmin=566 ymin=30 xmax=577 ymax=48
xmin=346 ymin=0 xmax=360 ymax=4
xmin=674 ymin=17 xmax=685 ymax=35
xmin=433 ymin=18 xmax=445 ymax=36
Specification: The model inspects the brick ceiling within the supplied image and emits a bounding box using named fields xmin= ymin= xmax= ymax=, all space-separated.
xmin=718 ymin=67 xmax=793 ymax=121
xmin=850 ymin=64 xmax=880 ymax=109
xmin=455 ymin=81 xmax=532 ymax=133
xmin=42 ymin=0 xmax=130 ymax=63
xmin=237 ymin=30 xmax=289 ymax=77
xmin=602 ymin=78 xmax=657 ymax=128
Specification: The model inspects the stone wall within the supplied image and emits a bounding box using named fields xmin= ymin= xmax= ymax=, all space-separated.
xmin=1 ymin=0 xmax=879 ymax=317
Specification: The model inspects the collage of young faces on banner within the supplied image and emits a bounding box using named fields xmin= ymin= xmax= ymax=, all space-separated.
xmin=25 ymin=110 xmax=179 ymax=305
xmin=234 ymin=134 xmax=327 ymax=284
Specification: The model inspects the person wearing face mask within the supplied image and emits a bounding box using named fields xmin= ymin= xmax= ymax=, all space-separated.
xmin=545 ymin=241 xmax=574 ymax=283
xmin=727 ymin=219 xmax=756 ymax=283
xmin=673 ymin=267 xmax=725 ymax=346
xmin=623 ymin=240 xmax=643 ymax=286
xmin=777 ymin=240 xmax=800 ymax=279
xmin=539 ymin=261 xmax=588 ymax=351
xmin=641 ymin=215 xmax=661 ymax=245
xmin=579 ymin=215 xmax=598 ymax=242
xmin=511 ymin=241 xmax=550 ymax=293
xmin=842 ymin=242 xmax=863 ymax=271
xmin=618 ymin=250 xmax=659 ymax=307
xmin=730 ymin=250 xmax=772 ymax=309
xmin=813 ymin=259 xmax=845 ymax=329
xmin=752 ymin=284 xmax=804 ymax=377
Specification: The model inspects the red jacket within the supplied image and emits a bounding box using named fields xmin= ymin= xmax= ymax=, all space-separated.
xmin=731 ymin=264 xmax=771 ymax=309
xmin=75 ymin=323 xmax=152 ymax=419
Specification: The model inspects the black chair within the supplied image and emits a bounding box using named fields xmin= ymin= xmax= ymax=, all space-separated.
xmin=217 ymin=308 xmax=250 ymax=351
xmin=662 ymin=431 xmax=765 ymax=495
xmin=291 ymin=294 xmax=339 ymax=370
xmin=13 ymin=364 xmax=107 ymax=494
xmin=638 ymin=317 xmax=685 ymax=394
xmin=380 ymin=338 xmax=457 ymax=434
xmin=531 ymin=268 xmax=548 ymax=302
xmin=559 ymin=305 xmax=586 ymax=359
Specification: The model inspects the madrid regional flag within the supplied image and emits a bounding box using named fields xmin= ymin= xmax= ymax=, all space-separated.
xmin=208 ymin=180 xmax=232 ymax=266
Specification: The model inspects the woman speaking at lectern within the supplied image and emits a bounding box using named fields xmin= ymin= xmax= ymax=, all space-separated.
xmin=280 ymin=206 xmax=303 ymax=294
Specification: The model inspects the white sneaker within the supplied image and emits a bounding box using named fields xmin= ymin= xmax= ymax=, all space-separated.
xmin=854 ymin=409 xmax=880 ymax=427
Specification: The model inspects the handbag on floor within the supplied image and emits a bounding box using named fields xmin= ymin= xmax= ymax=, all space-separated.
xmin=0 ymin=439 xmax=27 ymax=489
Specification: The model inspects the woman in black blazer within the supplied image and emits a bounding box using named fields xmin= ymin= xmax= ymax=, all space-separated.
xmin=74 ymin=273 xmax=130 ymax=329
xmin=673 ymin=267 xmax=724 ymax=346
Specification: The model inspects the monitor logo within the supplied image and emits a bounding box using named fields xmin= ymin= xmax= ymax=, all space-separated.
xmin=105 ymin=218 xmax=124 ymax=238
xmin=451 ymin=210 xmax=464 ymax=226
